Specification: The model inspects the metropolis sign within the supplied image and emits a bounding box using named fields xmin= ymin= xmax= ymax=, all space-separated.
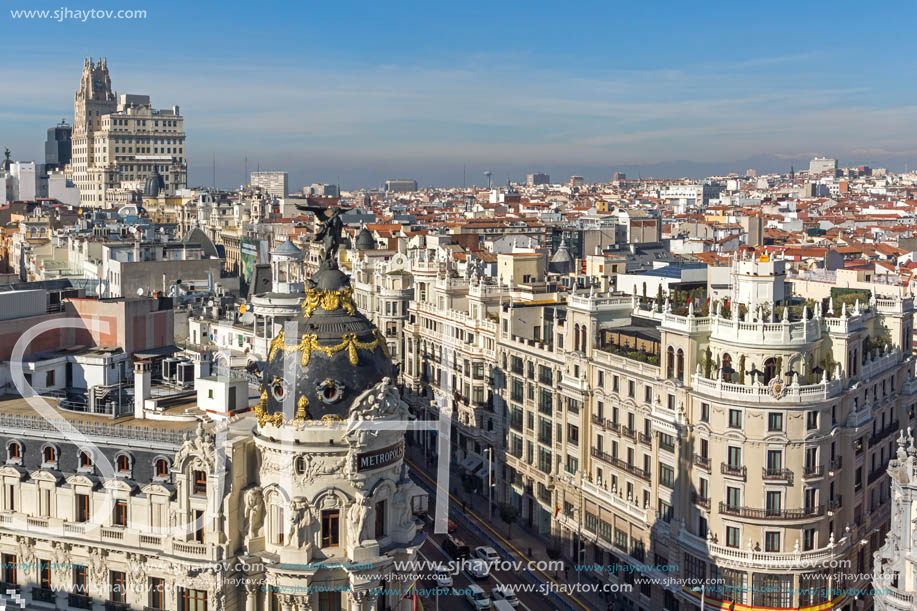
xmin=357 ymin=441 xmax=405 ymax=472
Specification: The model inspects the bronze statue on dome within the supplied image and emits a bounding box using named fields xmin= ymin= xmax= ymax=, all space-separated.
xmin=296 ymin=202 xmax=350 ymax=266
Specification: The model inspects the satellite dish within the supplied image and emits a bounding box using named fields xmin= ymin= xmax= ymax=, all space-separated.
xmin=207 ymin=300 xmax=214 ymax=307
xmin=240 ymin=312 xmax=255 ymax=325
xmin=136 ymin=288 xmax=144 ymax=296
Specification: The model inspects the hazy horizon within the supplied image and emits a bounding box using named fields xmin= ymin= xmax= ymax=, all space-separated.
xmin=3 ymin=1 xmax=917 ymax=190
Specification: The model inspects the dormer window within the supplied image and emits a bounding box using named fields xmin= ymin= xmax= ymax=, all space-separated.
xmin=7 ymin=442 xmax=21 ymax=463
xmin=155 ymin=459 xmax=169 ymax=478
xmin=79 ymin=451 xmax=92 ymax=469
xmin=116 ymin=455 xmax=131 ymax=473
xmin=43 ymin=446 xmax=57 ymax=465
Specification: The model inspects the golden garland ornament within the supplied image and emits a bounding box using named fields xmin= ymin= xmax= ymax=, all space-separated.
xmin=268 ymin=329 xmax=389 ymax=366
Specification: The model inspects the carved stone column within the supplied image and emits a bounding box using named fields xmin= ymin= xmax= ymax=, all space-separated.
xmin=244 ymin=581 xmax=259 ymax=611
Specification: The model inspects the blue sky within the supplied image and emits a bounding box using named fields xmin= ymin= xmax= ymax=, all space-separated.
xmin=2 ymin=0 xmax=917 ymax=188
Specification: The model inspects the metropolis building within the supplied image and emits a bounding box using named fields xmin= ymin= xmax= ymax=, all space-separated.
xmin=0 ymin=210 xmax=426 ymax=611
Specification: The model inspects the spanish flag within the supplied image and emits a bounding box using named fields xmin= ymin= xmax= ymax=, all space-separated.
xmin=553 ymin=505 xmax=561 ymax=519
xmin=401 ymin=582 xmax=423 ymax=610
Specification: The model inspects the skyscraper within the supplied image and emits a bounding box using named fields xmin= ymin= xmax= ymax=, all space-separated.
xmin=70 ymin=58 xmax=186 ymax=205
xmin=44 ymin=120 xmax=72 ymax=172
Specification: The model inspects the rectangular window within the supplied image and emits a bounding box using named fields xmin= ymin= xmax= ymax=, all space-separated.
xmin=1 ymin=554 xmax=15 ymax=585
xmin=76 ymin=493 xmax=89 ymax=523
xmin=110 ymin=570 xmax=126 ymax=603
xmin=659 ymin=463 xmax=675 ymax=488
xmin=114 ymin=500 xmax=127 ymax=527
xmin=729 ymin=409 xmax=742 ymax=428
xmin=766 ymin=450 xmax=782 ymax=471
xmin=179 ymin=588 xmax=208 ymax=611
xmin=322 ymin=509 xmax=340 ymax=547
xmin=567 ymin=424 xmax=579 ymax=446
xmin=765 ymin=532 xmax=780 ymax=553
xmin=727 ymin=446 xmax=742 ymax=467
xmin=318 ymin=591 xmax=341 ymax=611
xmin=73 ymin=565 xmax=87 ymax=594
xmin=193 ymin=470 xmax=207 ymax=495
xmin=726 ymin=486 xmax=741 ymax=508
xmin=659 ymin=499 xmax=673 ymax=522
xmin=807 ymin=410 xmax=819 ymax=431
xmin=150 ymin=577 xmax=165 ymax=609
xmin=768 ymin=412 xmax=783 ymax=431
xmin=803 ymin=528 xmax=816 ymax=552
xmin=40 ymin=560 xmax=51 ymax=589
xmin=726 ymin=526 xmax=740 ymax=548
xmin=194 ymin=510 xmax=205 ymax=543
xmin=375 ymin=501 xmax=386 ymax=539
xmin=766 ymin=491 xmax=782 ymax=515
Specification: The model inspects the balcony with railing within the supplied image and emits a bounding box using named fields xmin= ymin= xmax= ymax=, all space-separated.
xmin=719 ymin=502 xmax=824 ymax=520
xmin=830 ymin=456 xmax=843 ymax=471
xmin=721 ymin=463 xmax=747 ymax=480
xmin=638 ymin=432 xmax=652 ymax=447
xmin=679 ymin=524 xmax=856 ymax=570
xmin=762 ymin=467 xmax=794 ymax=484
xmin=871 ymin=420 xmax=901 ymax=446
xmin=692 ymin=493 xmax=710 ymax=509
xmin=828 ymin=496 xmax=843 ymax=512
xmin=802 ymin=464 xmax=825 ymax=479
xmin=692 ymin=372 xmax=843 ymax=404
xmin=591 ymin=448 xmax=651 ymax=481
xmin=694 ymin=454 xmax=711 ymax=470
xmin=659 ymin=437 xmax=675 ymax=453
xmin=622 ymin=426 xmax=636 ymax=440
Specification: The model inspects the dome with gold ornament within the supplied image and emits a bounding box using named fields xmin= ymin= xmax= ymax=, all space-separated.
xmin=256 ymin=206 xmax=393 ymax=425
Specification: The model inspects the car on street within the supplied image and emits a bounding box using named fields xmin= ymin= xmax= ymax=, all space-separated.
xmin=465 ymin=584 xmax=492 ymax=609
xmin=433 ymin=564 xmax=452 ymax=588
xmin=447 ymin=518 xmax=458 ymax=533
xmin=468 ymin=558 xmax=490 ymax=579
xmin=444 ymin=535 xmax=470 ymax=559
xmin=474 ymin=546 xmax=500 ymax=563
xmin=491 ymin=586 xmax=520 ymax=607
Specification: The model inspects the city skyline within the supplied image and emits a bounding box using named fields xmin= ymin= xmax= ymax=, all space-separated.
xmin=3 ymin=0 xmax=917 ymax=188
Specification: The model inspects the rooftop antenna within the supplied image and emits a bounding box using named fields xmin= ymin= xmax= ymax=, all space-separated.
xmin=484 ymin=170 xmax=493 ymax=189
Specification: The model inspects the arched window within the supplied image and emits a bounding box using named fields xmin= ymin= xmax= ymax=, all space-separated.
xmin=764 ymin=358 xmax=777 ymax=383
xmin=43 ymin=446 xmax=57 ymax=464
xmin=7 ymin=442 xmax=21 ymax=462
xmin=721 ymin=353 xmax=733 ymax=381
xmin=116 ymin=454 xmax=131 ymax=473
xmin=676 ymin=348 xmax=685 ymax=380
xmin=79 ymin=451 xmax=92 ymax=469
xmin=155 ymin=459 xmax=169 ymax=478
xmin=580 ymin=325 xmax=587 ymax=352
xmin=666 ymin=346 xmax=675 ymax=378
xmin=574 ymin=324 xmax=581 ymax=352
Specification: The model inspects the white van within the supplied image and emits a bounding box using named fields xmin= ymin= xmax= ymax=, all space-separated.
xmin=493 ymin=600 xmax=516 ymax=611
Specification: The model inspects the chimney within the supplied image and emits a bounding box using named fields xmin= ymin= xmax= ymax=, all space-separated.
xmin=134 ymin=360 xmax=151 ymax=419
